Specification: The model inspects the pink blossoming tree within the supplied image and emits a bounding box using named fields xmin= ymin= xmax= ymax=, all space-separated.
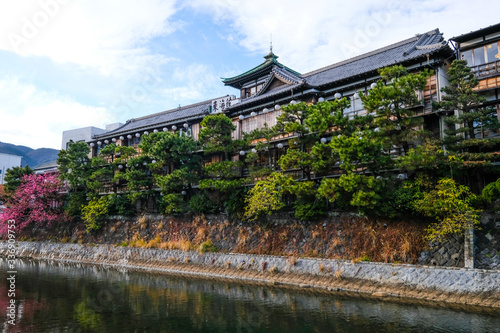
xmin=0 ymin=173 xmax=69 ymax=236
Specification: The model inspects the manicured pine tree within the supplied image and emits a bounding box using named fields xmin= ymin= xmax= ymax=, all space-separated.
xmin=437 ymin=59 xmax=499 ymax=148
xmin=57 ymin=141 xmax=92 ymax=216
xmin=139 ymin=131 xmax=200 ymax=214
xmin=360 ymin=65 xmax=432 ymax=155
xmin=2 ymin=165 xmax=33 ymax=197
xmin=435 ymin=59 xmax=500 ymax=189
xmin=198 ymin=113 xmax=247 ymax=216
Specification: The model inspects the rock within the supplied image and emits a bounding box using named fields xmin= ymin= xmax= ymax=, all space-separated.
xmin=372 ymin=292 xmax=389 ymax=297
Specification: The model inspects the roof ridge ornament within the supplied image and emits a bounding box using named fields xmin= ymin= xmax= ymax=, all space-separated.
xmin=265 ymin=34 xmax=278 ymax=62
xmin=264 ymin=51 xmax=279 ymax=61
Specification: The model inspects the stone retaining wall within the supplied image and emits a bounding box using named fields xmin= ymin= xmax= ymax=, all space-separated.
xmin=1 ymin=241 xmax=500 ymax=308
xmin=477 ymin=212 xmax=500 ymax=269
xmin=418 ymin=234 xmax=465 ymax=267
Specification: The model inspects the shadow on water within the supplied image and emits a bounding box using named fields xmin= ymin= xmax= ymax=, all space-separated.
xmin=1 ymin=258 xmax=500 ymax=333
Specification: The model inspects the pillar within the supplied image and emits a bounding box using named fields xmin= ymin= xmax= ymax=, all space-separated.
xmin=464 ymin=226 xmax=475 ymax=269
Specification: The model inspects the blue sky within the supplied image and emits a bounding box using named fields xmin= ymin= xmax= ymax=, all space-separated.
xmin=1 ymin=0 xmax=499 ymax=149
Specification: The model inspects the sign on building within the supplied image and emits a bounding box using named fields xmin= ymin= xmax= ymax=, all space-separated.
xmin=210 ymin=96 xmax=237 ymax=113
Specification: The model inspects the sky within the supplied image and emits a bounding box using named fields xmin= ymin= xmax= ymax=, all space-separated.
xmin=0 ymin=0 xmax=499 ymax=150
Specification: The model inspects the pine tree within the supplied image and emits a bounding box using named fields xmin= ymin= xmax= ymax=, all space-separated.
xmin=360 ymin=65 xmax=432 ymax=155
xmin=435 ymin=59 xmax=500 ymax=190
xmin=437 ymin=59 xmax=499 ymax=150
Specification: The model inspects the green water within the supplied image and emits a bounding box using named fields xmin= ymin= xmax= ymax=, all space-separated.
xmin=1 ymin=258 xmax=500 ymax=333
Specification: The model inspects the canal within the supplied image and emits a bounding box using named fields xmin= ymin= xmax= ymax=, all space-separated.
xmin=1 ymin=258 xmax=500 ymax=332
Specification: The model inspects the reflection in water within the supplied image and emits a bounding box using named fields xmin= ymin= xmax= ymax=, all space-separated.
xmin=0 ymin=258 xmax=499 ymax=332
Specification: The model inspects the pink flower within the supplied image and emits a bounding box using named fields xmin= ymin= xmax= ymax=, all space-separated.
xmin=0 ymin=173 xmax=69 ymax=236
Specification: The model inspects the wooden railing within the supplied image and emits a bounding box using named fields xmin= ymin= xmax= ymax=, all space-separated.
xmin=471 ymin=60 xmax=500 ymax=79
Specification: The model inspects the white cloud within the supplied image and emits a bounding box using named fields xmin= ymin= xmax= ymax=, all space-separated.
xmin=0 ymin=0 xmax=180 ymax=76
xmin=0 ymin=76 xmax=114 ymax=149
xmin=188 ymin=0 xmax=500 ymax=73
xmin=162 ymin=63 xmax=232 ymax=105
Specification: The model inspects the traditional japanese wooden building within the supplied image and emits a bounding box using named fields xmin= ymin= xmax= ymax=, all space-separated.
xmin=450 ymin=22 xmax=500 ymax=134
xmin=90 ymin=28 xmax=453 ymax=163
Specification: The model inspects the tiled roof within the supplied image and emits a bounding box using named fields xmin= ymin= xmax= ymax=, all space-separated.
xmin=221 ymin=52 xmax=301 ymax=88
xmin=450 ymin=23 xmax=500 ymax=43
xmin=272 ymin=66 xmax=305 ymax=85
xmin=303 ymin=29 xmax=449 ymax=87
xmin=33 ymin=160 xmax=58 ymax=170
xmin=93 ymin=99 xmax=213 ymax=139
xmin=254 ymin=66 xmax=305 ymax=97
xmin=230 ymin=83 xmax=305 ymax=109
xmin=93 ymin=29 xmax=453 ymax=137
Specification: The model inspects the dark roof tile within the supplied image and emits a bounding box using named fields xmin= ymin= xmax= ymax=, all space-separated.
xmin=230 ymin=83 xmax=304 ymax=109
xmin=94 ymin=99 xmax=214 ymax=139
xmin=303 ymin=29 xmax=449 ymax=87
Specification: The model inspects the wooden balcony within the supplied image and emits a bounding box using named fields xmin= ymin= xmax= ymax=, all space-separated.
xmin=471 ymin=60 xmax=500 ymax=91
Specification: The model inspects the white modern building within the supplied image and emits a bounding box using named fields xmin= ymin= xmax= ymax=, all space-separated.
xmin=0 ymin=153 xmax=23 ymax=185
xmin=61 ymin=124 xmax=123 ymax=150
xmin=61 ymin=126 xmax=107 ymax=150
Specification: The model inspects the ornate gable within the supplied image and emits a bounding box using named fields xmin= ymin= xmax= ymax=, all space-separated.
xmin=221 ymin=52 xmax=302 ymax=100
xmin=255 ymin=66 xmax=305 ymax=96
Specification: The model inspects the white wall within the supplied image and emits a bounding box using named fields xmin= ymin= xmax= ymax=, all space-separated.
xmin=61 ymin=126 xmax=107 ymax=150
xmin=0 ymin=153 xmax=23 ymax=185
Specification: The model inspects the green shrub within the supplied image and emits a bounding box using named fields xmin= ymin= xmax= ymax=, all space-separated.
xmin=189 ymin=193 xmax=218 ymax=214
xmin=482 ymin=178 xmax=500 ymax=203
xmin=293 ymin=199 xmax=325 ymax=221
xmin=370 ymin=180 xmax=421 ymax=219
xmin=244 ymin=173 xmax=287 ymax=221
xmin=109 ymin=194 xmax=134 ymax=216
xmin=160 ymin=193 xmax=185 ymax=214
xmin=413 ymin=178 xmax=481 ymax=243
xmin=81 ymin=196 xmax=111 ymax=232
xmin=199 ymin=239 xmax=218 ymax=254
xmin=360 ymin=254 xmax=371 ymax=262
xmin=224 ymin=186 xmax=247 ymax=218
xmin=65 ymin=191 xmax=87 ymax=217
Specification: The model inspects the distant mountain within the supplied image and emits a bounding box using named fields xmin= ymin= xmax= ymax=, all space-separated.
xmin=0 ymin=142 xmax=59 ymax=168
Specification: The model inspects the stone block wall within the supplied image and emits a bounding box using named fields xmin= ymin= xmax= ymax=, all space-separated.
xmin=476 ymin=212 xmax=500 ymax=269
xmin=418 ymin=212 xmax=500 ymax=270
xmin=418 ymin=234 xmax=464 ymax=268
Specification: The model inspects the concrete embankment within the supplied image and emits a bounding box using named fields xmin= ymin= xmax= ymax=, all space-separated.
xmin=2 ymin=241 xmax=500 ymax=308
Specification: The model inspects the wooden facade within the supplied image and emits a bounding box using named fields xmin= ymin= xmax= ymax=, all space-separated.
xmin=451 ymin=22 xmax=500 ymax=138
xmin=84 ymin=26 xmax=500 ymax=193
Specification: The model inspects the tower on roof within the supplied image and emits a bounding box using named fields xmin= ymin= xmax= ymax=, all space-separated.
xmin=221 ymin=53 xmax=302 ymax=100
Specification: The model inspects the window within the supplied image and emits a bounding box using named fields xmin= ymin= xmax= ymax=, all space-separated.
xmin=474 ymin=46 xmax=486 ymax=66
xmin=131 ymin=137 xmax=140 ymax=148
xmin=179 ymin=126 xmax=192 ymax=137
xmin=250 ymin=86 xmax=257 ymax=96
xmin=352 ymin=94 xmax=364 ymax=111
xmin=464 ymin=42 xmax=500 ymax=67
xmin=486 ymin=42 xmax=499 ymax=64
xmin=461 ymin=50 xmax=473 ymax=66
xmin=345 ymin=93 xmax=364 ymax=116
xmin=344 ymin=99 xmax=353 ymax=114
